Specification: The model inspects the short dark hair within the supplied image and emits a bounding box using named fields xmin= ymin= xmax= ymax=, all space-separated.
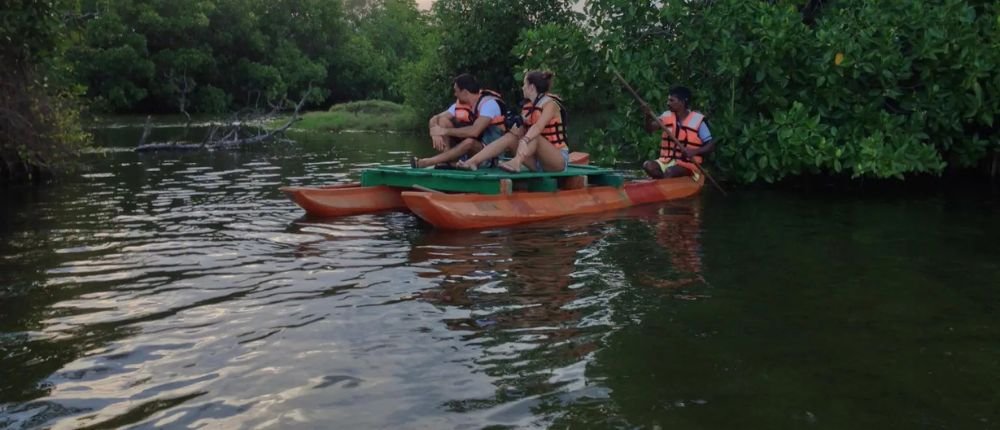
xmin=525 ymin=70 xmax=555 ymax=94
xmin=669 ymin=86 xmax=692 ymax=107
xmin=453 ymin=73 xmax=480 ymax=93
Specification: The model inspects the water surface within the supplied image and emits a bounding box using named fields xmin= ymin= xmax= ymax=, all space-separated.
xmin=1 ymin=127 xmax=998 ymax=429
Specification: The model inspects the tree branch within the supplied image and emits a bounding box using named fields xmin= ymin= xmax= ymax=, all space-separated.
xmin=135 ymin=84 xmax=313 ymax=152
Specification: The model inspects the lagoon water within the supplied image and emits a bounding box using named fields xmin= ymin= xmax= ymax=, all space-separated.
xmin=1 ymin=126 xmax=998 ymax=428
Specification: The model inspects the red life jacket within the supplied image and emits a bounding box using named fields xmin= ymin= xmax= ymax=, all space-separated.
xmin=522 ymin=93 xmax=568 ymax=150
xmin=659 ymin=111 xmax=705 ymax=161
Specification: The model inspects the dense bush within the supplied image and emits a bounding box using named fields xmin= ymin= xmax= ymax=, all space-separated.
xmin=11 ymin=0 xmax=999 ymax=184
xmin=512 ymin=23 xmax=612 ymax=113
xmin=68 ymin=0 xmax=434 ymax=114
xmin=1 ymin=0 xmax=91 ymax=182
xmin=403 ymin=0 xmax=580 ymax=119
xmin=583 ymin=0 xmax=1000 ymax=181
xmin=342 ymin=0 xmax=432 ymax=102
xmin=70 ymin=0 xmax=350 ymax=112
xmin=295 ymin=101 xmax=420 ymax=132
xmin=329 ymin=100 xmax=410 ymax=115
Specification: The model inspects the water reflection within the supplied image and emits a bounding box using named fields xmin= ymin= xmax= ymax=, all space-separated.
xmin=408 ymin=220 xmax=612 ymax=420
xmin=3 ymin=125 xmax=999 ymax=429
xmin=627 ymin=200 xmax=708 ymax=296
xmin=398 ymin=201 xmax=710 ymax=425
xmin=0 ymin=131 xmax=435 ymax=428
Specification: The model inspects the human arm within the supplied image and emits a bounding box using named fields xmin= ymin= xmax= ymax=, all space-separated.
xmin=431 ymin=99 xmax=498 ymax=139
xmin=694 ymin=140 xmax=715 ymax=157
xmin=691 ymin=122 xmax=714 ymax=157
xmin=428 ymin=109 xmax=453 ymax=151
xmin=428 ymin=107 xmax=454 ymax=128
xmin=518 ymin=101 xmax=559 ymax=146
xmin=433 ymin=115 xmax=492 ymax=139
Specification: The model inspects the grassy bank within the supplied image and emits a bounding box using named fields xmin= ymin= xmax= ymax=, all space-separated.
xmin=293 ymin=100 xmax=422 ymax=133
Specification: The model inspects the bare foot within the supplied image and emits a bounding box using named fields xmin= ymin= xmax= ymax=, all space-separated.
xmin=498 ymin=160 xmax=521 ymax=173
xmin=413 ymin=157 xmax=437 ymax=169
xmin=456 ymin=160 xmax=478 ymax=171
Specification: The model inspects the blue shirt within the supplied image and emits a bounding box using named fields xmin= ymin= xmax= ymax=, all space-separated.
xmin=448 ymin=98 xmax=501 ymax=118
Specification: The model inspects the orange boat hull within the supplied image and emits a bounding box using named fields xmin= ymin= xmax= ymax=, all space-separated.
xmin=280 ymin=183 xmax=406 ymax=217
xmin=623 ymin=174 xmax=705 ymax=205
xmin=282 ymin=152 xmax=591 ymax=218
xmin=403 ymin=174 xmax=704 ymax=229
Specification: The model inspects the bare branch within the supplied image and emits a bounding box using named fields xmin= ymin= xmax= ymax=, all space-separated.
xmin=136 ymin=85 xmax=312 ymax=152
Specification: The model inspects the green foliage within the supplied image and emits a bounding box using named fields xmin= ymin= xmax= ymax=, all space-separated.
xmin=1 ymin=0 xmax=75 ymax=59
xmin=402 ymin=0 xmax=579 ymax=118
xmin=71 ymin=0 xmax=345 ymax=112
xmin=341 ymin=0 xmax=432 ymax=102
xmin=512 ymin=23 xmax=612 ymax=112
xmin=18 ymin=0 xmax=995 ymax=184
xmin=329 ymin=100 xmax=410 ymax=115
xmin=69 ymin=0 xmax=441 ymax=114
xmin=194 ymin=85 xmax=230 ymax=114
xmin=70 ymin=11 xmax=154 ymax=110
xmin=585 ymin=0 xmax=1000 ymax=181
xmin=1 ymin=0 xmax=92 ymax=182
xmin=399 ymin=37 xmax=451 ymax=120
xmin=293 ymin=100 xmax=421 ymax=132
xmin=332 ymin=33 xmax=393 ymax=101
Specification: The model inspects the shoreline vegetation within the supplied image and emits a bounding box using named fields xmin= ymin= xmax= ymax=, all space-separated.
xmin=289 ymin=101 xmax=422 ymax=133
xmin=4 ymin=0 xmax=998 ymax=185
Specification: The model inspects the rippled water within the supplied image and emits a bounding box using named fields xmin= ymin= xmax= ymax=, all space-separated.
xmin=2 ymin=128 xmax=999 ymax=429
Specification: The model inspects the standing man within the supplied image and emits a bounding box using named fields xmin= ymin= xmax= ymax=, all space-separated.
xmin=642 ymin=86 xmax=715 ymax=179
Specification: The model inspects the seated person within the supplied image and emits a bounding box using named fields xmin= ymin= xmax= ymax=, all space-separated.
xmin=412 ymin=73 xmax=506 ymax=168
xmin=457 ymin=70 xmax=569 ymax=173
xmin=641 ymin=86 xmax=715 ymax=179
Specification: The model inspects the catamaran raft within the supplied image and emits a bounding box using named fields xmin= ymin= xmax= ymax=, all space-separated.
xmin=280 ymin=152 xmax=704 ymax=229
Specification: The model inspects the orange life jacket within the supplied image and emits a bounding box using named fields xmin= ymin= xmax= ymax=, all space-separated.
xmin=522 ymin=93 xmax=568 ymax=150
xmin=453 ymin=101 xmax=474 ymax=126
xmin=659 ymin=111 xmax=705 ymax=161
xmin=453 ymin=89 xmax=507 ymax=130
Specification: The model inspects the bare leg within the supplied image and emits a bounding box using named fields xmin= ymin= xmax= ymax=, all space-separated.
xmin=642 ymin=159 xmax=692 ymax=178
xmin=436 ymin=116 xmax=460 ymax=147
xmin=425 ymin=116 xmax=458 ymax=152
xmin=532 ymin=136 xmax=567 ymax=172
xmin=501 ymin=136 xmax=566 ymax=172
xmin=643 ymin=160 xmax=665 ymax=179
xmin=458 ymin=131 xmax=521 ymax=171
xmin=499 ymin=139 xmax=533 ymax=172
xmin=664 ymin=165 xmax=692 ymax=178
xmin=416 ymin=138 xmax=482 ymax=167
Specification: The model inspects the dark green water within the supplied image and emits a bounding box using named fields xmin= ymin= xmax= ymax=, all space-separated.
xmin=1 ymin=125 xmax=999 ymax=429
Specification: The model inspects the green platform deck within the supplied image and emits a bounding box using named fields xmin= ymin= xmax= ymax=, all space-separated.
xmin=360 ymin=164 xmax=624 ymax=195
